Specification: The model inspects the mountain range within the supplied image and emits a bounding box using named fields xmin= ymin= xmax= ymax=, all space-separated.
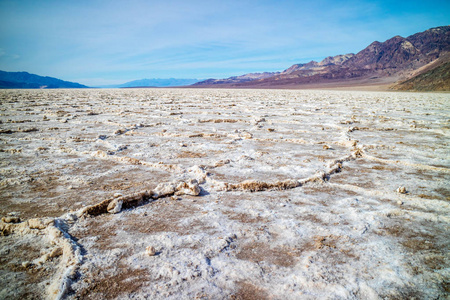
xmin=193 ymin=25 xmax=450 ymax=91
xmin=1 ymin=26 xmax=448 ymax=91
xmin=0 ymin=71 xmax=89 ymax=89
xmin=99 ymin=78 xmax=200 ymax=88
xmin=0 ymin=72 xmax=200 ymax=89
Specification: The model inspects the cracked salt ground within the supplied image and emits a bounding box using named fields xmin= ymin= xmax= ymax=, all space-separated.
xmin=0 ymin=89 xmax=449 ymax=299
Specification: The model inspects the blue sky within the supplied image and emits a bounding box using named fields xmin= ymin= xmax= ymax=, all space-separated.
xmin=0 ymin=0 xmax=449 ymax=86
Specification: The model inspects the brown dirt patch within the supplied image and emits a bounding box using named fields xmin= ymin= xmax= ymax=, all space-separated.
xmin=311 ymin=235 xmax=339 ymax=249
xmin=71 ymin=215 xmax=121 ymax=251
xmin=231 ymin=282 xmax=270 ymax=300
xmin=301 ymin=214 xmax=328 ymax=225
xmin=236 ymin=242 xmax=297 ymax=267
xmin=75 ymin=262 xmax=149 ymax=299
xmin=416 ymin=194 xmax=440 ymax=200
xmin=371 ymin=164 xmax=399 ymax=171
xmin=225 ymin=212 xmax=270 ymax=224
xmin=121 ymin=200 xmax=209 ymax=236
xmin=301 ymin=185 xmax=359 ymax=206
xmin=375 ymin=219 xmax=448 ymax=271
xmin=330 ymin=163 xmax=378 ymax=189
xmin=0 ymin=159 xmax=170 ymax=219
xmin=434 ymin=187 xmax=450 ymax=200
xmin=377 ymin=223 xmax=439 ymax=251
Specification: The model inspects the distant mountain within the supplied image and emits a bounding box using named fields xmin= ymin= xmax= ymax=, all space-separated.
xmin=193 ymin=26 xmax=450 ymax=90
xmin=102 ymin=78 xmax=200 ymax=88
xmin=195 ymin=72 xmax=279 ymax=86
xmin=281 ymin=53 xmax=355 ymax=74
xmin=0 ymin=71 xmax=88 ymax=89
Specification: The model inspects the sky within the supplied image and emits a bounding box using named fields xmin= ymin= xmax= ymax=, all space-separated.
xmin=0 ymin=0 xmax=449 ymax=86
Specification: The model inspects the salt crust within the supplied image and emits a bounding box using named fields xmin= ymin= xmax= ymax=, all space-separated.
xmin=0 ymin=88 xmax=449 ymax=299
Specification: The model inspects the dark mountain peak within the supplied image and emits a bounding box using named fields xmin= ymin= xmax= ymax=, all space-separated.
xmin=114 ymin=78 xmax=200 ymax=88
xmin=368 ymin=40 xmax=382 ymax=46
xmin=319 ymin=53 xmax=355 ymax=66
xmin=192 ymin=71 xmax=279 ymax=86
xmin=280 ymin=60 xmax=320 ymax=75
xmin=342 ymin=31 xmax=423 ymax=70
xmin=406 ymin=25 xmax=450 ymax=57
xmin=363 ymin=41 xmax=383 ymax=54
xmin=282 ymin=63 xmax=305 ymax=74
xmin=423 ymin=25 xmax=450 ymax=34
xmin=0 ymin=70 xmax=88 ymax=89
xmin=384 ymin=35 xmax=407 ymax=45
xmin=304 ymin=60 xmax=319 ymax=67
xmin=384 ymin=36 xmax=418 ymax=53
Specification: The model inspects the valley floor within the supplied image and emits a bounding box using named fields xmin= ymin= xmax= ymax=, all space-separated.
xmin=0 ymin=88 xmax=448 ymax=299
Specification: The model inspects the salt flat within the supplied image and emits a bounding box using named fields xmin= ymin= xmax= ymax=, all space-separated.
xmin=0 ymin=88 xmax=449 ymax=299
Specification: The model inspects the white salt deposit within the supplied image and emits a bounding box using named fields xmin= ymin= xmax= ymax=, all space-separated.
xmin=0 ymin=88 xmax=448 ymax=299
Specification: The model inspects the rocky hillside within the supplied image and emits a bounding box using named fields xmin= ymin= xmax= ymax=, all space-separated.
xmin=193 ymin=26 xmax=450 ymax=90
xmin=0 ymin=71 xmax=88 ymax=89
xmin=392 ymin=59 xmax=450 ymax=91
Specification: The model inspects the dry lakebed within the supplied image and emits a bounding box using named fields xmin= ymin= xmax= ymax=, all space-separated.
xmin=0 ymin=88 xmax=449 ymax=299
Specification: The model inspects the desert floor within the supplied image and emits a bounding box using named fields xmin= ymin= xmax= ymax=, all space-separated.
xmin=0 ymin=88 xmax=449 ymax=299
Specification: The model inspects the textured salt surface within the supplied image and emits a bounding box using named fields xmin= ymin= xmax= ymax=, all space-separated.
xmin=0 ymin=88 xmax=449 ymax=299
